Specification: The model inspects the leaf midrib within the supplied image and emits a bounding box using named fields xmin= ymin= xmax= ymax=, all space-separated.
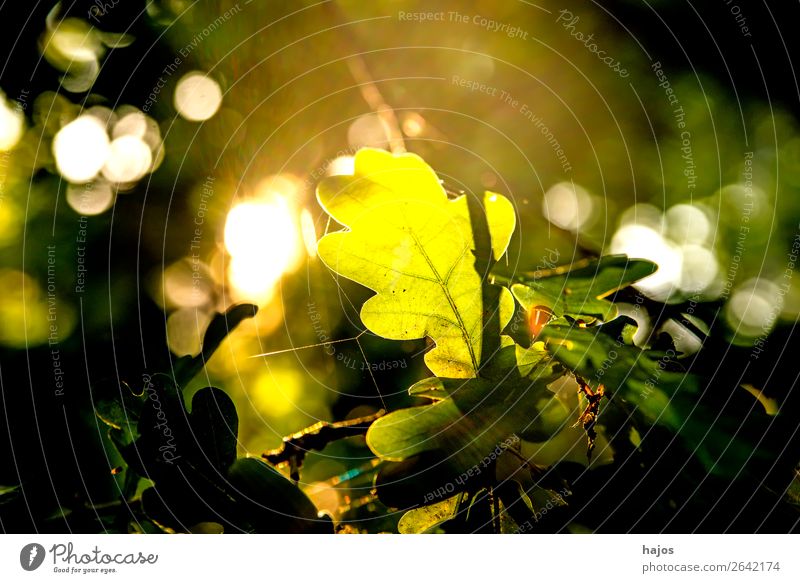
xmin=408 ymin=229 xmax=479 ymax=374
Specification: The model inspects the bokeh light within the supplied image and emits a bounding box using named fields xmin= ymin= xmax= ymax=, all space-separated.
xmin=251 ymin=368 xmax=303 ymax=417
xmin=66 ymin=181 xmax=115 ymax=215
xmin=162 ymin=258 xmax=215 ymax=309
xmin=0 ymin=270 xmax=75 ymax=348
xmin=726 ymin=278 xmax=782 ymax=338
xmin=542 ymin=181 xmax=595 ymax=231
xmin=612 ymin=202 xmax=722 ymax=301
xmin=112 ymin=110 xmax=148 ymax=139
xmin=174 ymin=72 xmax=223 ymax=122
xmin=0 ymin=91 xmax=24 ymax=150
xmin=665 ymin=203 xmax=713 ymax=246
xmin=102 ymin=135 xmax=153 ymax=183
xmin=678 ymin=244 xmax=719 ymax=294
xmin=610 ymin=223 xmax=683 ymax=301
xmin=53 ymin=115 xmax=110 ymax=183
xmin=348 ymin=113 xmax=390 ymax=149
xmin=166 ymin=307 xmax=213 ymax=356
xmin=618 ymin=203 xmax=664 ymax=230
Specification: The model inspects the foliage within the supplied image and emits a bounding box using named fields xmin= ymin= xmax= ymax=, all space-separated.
xmin=6 ymin=148 xmax=796 ymax=534
xmin=94 ymin=305 xmax=332 ymax=533
xmin=308 ymin=148 xmax=796 ymax=533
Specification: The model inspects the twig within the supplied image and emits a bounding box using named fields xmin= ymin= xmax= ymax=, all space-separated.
xmin=345 ymin=57 xmax=406 ymax=154
xmin=326 ymin=2 xmax=406 ymax=154
xmin=263 ymin=410 xmax=385 ymax=481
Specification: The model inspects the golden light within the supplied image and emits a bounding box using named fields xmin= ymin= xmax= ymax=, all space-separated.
xmin=326 ymin=155 xmax=355 ymax=176
xmin=300 ymin=208 xmax=318 ymax=258
xmin=53 ymin=115 xmax=110 ymax=183
xmin=304 ymin=482 xmax=341 ymax=518
xmin=0 ymin=270 xmax=75 ymax=348
xmin=251 ymin=368 xmax=303 ymax=417
xmin=174 ymin=72 xmax=223 ymax=122
xmin=257 ymin=174 xmax=303 ymax=199
xmin=224 ymin=193 xmax=301 ymax=302
xmin=0 ymin=92 xmax=24 ymax=151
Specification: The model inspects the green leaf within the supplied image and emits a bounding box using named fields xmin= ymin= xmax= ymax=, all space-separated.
xmin=93 ymin=380 xmax=143 ymax=443
xmin=487 ymin=338 xmax=551 ymax=379
xmin=317 ymin=148 xmax=515 ymax=378
xmin=189 ymin=387 xmax=239 ymax=473
xmin=398 ymin=494 xmax=463 ymax=533
xmin=188 ymin=521 xmax=225 ymax=534
xmin=95 ymin=397 xmax=139 ymax=433
xmin=367 ymin=370 xmax=559 ymax=473
xmin=511 ymin=255 xmax=657 ymax=323
xmin=407 ymin=376 xmax=456 ymax=401
xmin=539 ymin=318 xmax=775 ymax=476
xmin=226 ymin=458 xmax=332 ymax=533
xmin=374 ymin=452 xmax=481 ymax=509
xmin=0 ymin=484 xmax=21 ymax=507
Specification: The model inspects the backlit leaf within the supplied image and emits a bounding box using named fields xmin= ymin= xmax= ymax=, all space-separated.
xmin=317 ymin=148 xmax=515 ymax=378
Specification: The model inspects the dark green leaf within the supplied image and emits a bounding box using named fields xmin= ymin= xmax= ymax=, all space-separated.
xmin=190 ymin=387 xmax=239 ymax=473
xmin=226 ymin=458 xmax=332 ymax=533
xmin=367 ymin=369 xmax=560 ymax=475
xmin=173 ymin=304 xmax=258 ymax=386
xmin=539 ymin=318 xmax=776 ymax=477
xmin=511 ymin=255 xmax=657 ymax=323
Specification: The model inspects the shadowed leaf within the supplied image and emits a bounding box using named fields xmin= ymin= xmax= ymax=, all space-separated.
xmin=512 ymin=255 xmax=657 ymax=323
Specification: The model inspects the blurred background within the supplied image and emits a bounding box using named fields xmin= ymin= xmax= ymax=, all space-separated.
xmin=1 ymin=0 xmax=799 ymax=532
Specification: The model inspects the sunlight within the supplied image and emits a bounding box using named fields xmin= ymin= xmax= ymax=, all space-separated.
xmin=251 ymin=368 xmax=302 ymax=417
xmin=327 ymin=155 xmax=355 ymax=176
xmin=300 ymin=208 xmax=318 ymax=258
xmin=224 ymin=192 xmax=301 ymax=302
